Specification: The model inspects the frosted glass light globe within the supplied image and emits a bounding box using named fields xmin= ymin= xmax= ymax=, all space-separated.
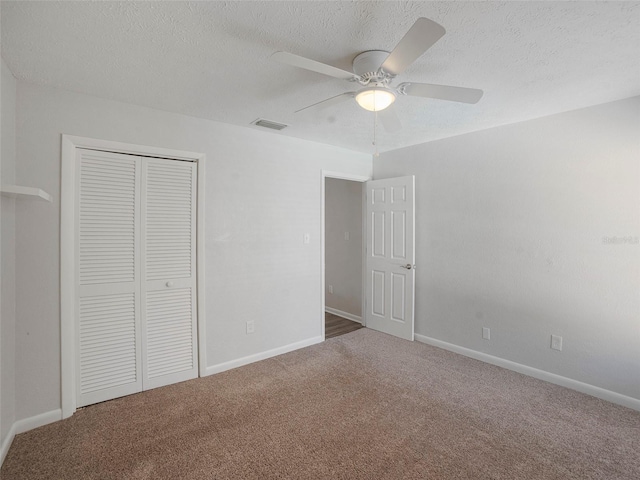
xmin=355 ymin=88 xmax=396 ymax=112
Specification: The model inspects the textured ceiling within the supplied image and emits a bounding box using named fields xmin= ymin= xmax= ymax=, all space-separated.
xmin=2 ymin=1 xmax=639 ymax=154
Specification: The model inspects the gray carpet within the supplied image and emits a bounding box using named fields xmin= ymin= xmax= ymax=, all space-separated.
xmin=2 ymin=328 xmax=639 ymax=479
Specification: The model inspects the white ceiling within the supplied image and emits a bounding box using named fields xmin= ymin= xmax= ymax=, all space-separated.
xmin=2 ymin=1 xmax=639 ymax=154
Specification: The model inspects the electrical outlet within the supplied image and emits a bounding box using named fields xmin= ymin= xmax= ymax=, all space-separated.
xmin=328 ymin=285 xmax=333 ymax=294
xmin=344 ymin=231 xmax=350 ymax=241
xmin=551 ymin=334 xmax=563 ymax=351
xmin=482 ymin=327 xmax=491 ymax=340
xmin=246 ymin=321 xmax=255 ymax=334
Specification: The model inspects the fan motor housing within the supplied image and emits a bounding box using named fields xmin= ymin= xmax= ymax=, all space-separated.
xmin=352 ymin=50 xmax=390 ymax=82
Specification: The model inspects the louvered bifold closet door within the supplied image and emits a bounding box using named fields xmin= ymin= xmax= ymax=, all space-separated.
xmin=141 ymin=158 xmax=198 ymax=390
xmin=76 ymin=149 xmax=142 ymax=407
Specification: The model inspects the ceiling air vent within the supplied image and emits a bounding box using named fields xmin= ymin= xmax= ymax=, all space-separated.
xmin=251 ymin=118 xmax=288 ymax=131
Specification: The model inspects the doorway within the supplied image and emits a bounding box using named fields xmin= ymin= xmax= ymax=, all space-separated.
xmin=321 ymin=172 xmax=416 ymax=342
xmin=321 ymin=171 xmax=369 ymax=339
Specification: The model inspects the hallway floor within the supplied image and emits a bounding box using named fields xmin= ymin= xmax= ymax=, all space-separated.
xmin=325 ymin=312 xmax=363 ymax=339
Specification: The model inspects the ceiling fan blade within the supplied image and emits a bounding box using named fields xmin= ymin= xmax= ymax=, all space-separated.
xmin=377 ymin=105 xmax=402 ymax=133
xmin=399 ymin=82 xmax=483 ymax=104
xmin=272 ymin=51 xmax=358 ymax=81
xmin=295 ymin=92 xmax=356 ymax=114
xmin=381 ymin=18 xmax=446 ymax=76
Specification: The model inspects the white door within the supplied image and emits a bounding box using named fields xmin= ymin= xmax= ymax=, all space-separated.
xmin=365 ymin=176 xmax=415 ymax=341
xmin=141 ymin=158 xmax=198 ymax=390
xmin=76 ymin=149 xmax=197 ymax=407
xmin=76 ymin=149 xmax=143 ymax=407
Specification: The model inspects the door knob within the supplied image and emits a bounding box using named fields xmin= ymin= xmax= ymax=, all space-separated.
xmin=166 ymin=281 xmax=174 ymax=287
xmin=400 ymin=264 xmax=415 ymax=270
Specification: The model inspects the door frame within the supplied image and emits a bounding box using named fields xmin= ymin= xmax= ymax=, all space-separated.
xmin=60 ymin=134 xmax=206 ymax=419
xmin=320 ymin=171 xmax=370 ymax=339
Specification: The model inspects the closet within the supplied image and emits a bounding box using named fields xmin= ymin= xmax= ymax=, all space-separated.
xmin=76 ymin=148 xmax=198 ymax=407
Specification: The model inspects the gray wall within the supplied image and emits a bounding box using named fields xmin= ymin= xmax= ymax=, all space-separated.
xmin=325 ymin=178 xmax=362 ymax=319
xmin=374 ymin=96 xmax=640 ymax=401
xmin=12 ymin=82 xmax=371 ymax=422
xmin=1 ymin=59 xmax=17 ymax=453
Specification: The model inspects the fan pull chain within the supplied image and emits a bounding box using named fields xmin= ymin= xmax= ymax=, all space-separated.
xmin=373 ymin=111 xmax=380 ymax=158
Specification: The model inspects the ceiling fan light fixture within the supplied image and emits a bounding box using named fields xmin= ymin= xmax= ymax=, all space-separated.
xmin=355 ymin=87 xmax=396 ymax=112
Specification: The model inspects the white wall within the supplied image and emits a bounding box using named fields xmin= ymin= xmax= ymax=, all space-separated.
xmin=374 ymin=97 xmax=640 ymax=401
xmin=14 ymin=82 xmax=371 ymax=421
xmin=8 ymin=79 xmax=638 ymax=435
xmin=1 ymin=58 xmax=17 ymax=455
xmin=325 ymin=178 xmax=362 ymax=318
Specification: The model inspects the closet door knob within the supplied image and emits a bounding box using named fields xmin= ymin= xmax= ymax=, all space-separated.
xmin=166 ymin=281 xmax=174 ymax=287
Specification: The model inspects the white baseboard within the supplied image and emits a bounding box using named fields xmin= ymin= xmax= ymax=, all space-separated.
xmin=325 ymin=307 xmax=362 ymax=324
xmin=0 ymin=423 xmax=16 ymax=467
xmin=1 ymin=409 xmax=62 ymax=467
xmin=205 ymin=336 xmax=324 ymax=376
xmin=414 ymin=334 xmax=640 ymax=412
xmin=13 ymin=409 xmax=62 ymax=435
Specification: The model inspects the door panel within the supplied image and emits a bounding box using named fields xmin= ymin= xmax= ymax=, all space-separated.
xmin=146 ymin=288 xmax=194 ymax=379
xmin=78 ymin=292 xmax=139 ymax=406
xmin=372 ymin=211 xmax=386 ymax=257
xmin=365 ymin=176 xmax=415 ymax=340
xmin=372 ymin=270 xmax=386 ymax=316
xmin=392 ymin=211 xmax=406 ymax=259
xmin=391 ymin=273 xmax=406 ymax=322
xmin=141 ymin=158 xmax=198 ymax=390
xmin=76 ymin=150 xmax=142 ymax=407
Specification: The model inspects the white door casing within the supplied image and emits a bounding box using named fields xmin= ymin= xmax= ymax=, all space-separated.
xmin=320 ymin=171 xmax=370 ymax=338
xmin=75 ymin=148 xmax=198 ymax=408
xmin=365 ymin=176 xmax=415 ymax=341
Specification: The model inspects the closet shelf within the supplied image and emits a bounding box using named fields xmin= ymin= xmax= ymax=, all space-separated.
xmin=1 ymin=185 xmax=53 ymax=202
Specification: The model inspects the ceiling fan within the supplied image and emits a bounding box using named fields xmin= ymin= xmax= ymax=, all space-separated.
xmin=272 ymin=18 xmax=483 ymax=131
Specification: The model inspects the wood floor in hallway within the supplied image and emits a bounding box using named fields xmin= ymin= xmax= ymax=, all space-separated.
xmin=325 ymin=312 xmax=363 ymax=339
